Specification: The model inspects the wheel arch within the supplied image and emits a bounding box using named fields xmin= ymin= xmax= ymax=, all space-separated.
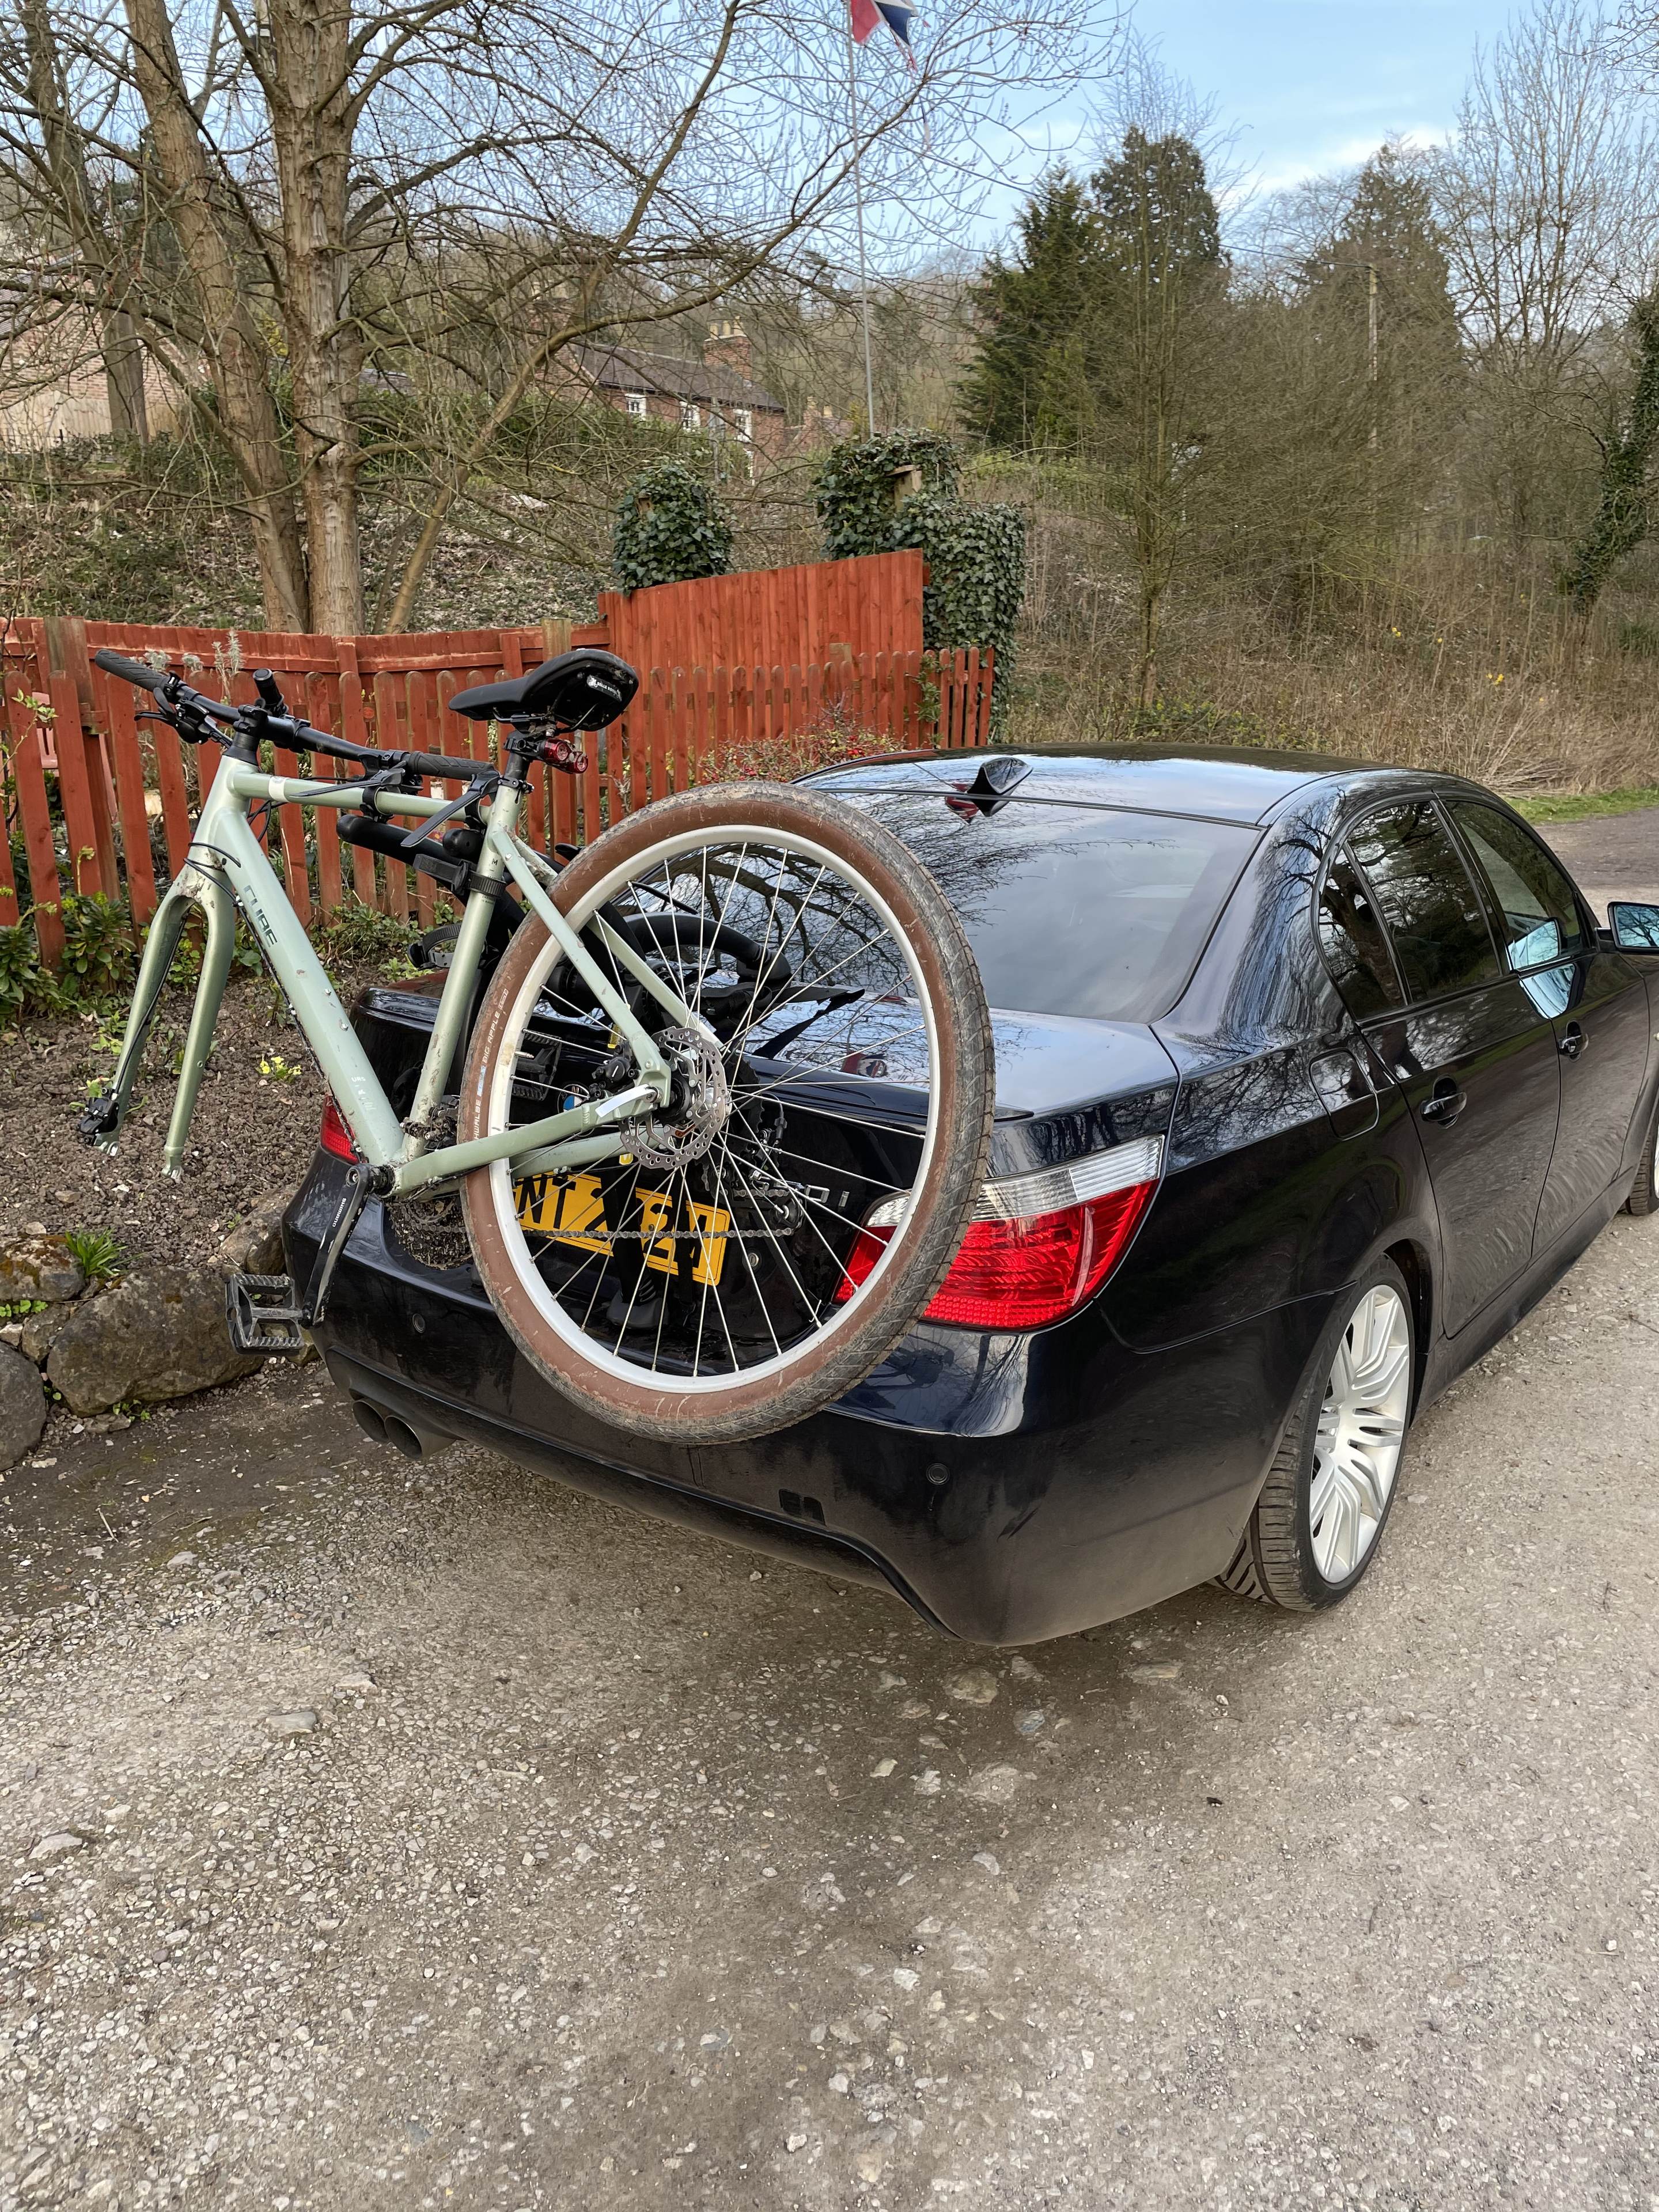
xmin=1381 ymin=1236 xmax=1433 ymax=1413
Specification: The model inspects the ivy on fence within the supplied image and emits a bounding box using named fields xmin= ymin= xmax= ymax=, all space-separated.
xmin=813 ymin=433 xmax=1024 ymax=729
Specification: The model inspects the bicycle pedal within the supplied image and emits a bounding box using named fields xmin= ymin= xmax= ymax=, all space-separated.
xmin=225 ymin=1271 xmax=307 ymax=1355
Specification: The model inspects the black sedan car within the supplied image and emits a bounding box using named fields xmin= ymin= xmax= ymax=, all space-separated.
xmin=283 ymin=746 xmax=1659 ymax=1644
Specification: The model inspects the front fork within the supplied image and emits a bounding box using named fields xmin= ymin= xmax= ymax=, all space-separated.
xmin=81 ymin=862 xmax=240 ymax=1176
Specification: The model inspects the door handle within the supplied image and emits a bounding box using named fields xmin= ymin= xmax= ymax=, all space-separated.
xmin=1559 ymin=1022 xmax=1589 ymax=1060
xmin=1421 ymin=1078 xmax=1468 ymax=1125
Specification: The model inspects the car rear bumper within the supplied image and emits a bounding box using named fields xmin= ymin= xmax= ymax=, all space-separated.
xmin=285 ymin=1158 xmax=1334 ymax=1645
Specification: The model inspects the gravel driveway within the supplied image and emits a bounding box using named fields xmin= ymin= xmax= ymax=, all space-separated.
xmin=2 ymin=813 xmax=1657 ymax=2212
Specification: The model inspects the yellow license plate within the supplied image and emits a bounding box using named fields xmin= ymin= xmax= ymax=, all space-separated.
xmin=514 ymin=1172 xmax=732 ymax=1289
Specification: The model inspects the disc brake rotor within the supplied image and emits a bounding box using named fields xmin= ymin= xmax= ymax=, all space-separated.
xmin=632 ymin=1027 xmax=730 ymax=1172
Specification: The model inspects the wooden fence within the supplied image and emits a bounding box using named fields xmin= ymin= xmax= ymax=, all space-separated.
xmin=0 ymin=550 xmax=995 ymax=967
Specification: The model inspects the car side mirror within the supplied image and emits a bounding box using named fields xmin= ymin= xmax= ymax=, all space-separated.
xmin=1609 ymin=901 xmax=1659 ymax=952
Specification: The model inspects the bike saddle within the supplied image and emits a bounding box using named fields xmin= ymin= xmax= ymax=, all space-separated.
xmin=448 ymin=648 xmax=638 ymax=729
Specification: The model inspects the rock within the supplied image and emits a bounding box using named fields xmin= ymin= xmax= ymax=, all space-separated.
xmin=30 ymin=1831 xmax=85 ymax=1862
xmin=914 ymin=1768 xmax=941 ymax=1796
xmin=166 ymin=1551 xmax=197 ymax=1570
xmin=964 ymin=1764 xmax=1024 ymax=1804
xmin=1015 ymin=1710 xmax=1046 ymax=1736
xmin=946 ymin=1668 xmax=999 ymax=1705
xmin=217 ymin=1192 xmax=290 ymax=1277
xmin=0 ymin=1344 xmax=47 ymax=1470
xmin=855 ymin=2145 xmax=888 ymax=2183
xmin=265 ymin=1710 xmax=317 ymax=1739
xmin=0 ymin=1233 xmax=84 ymax=1304
xmin=335 ymin=1670 xmax=378 ymax=1695
xmin=828 ymin=2072 xmax=850 ymax=2094
xmin=786 ymin=2133 xmax=809 ymax=2154
xmin=0 ymin=1320 xmax=20 ymax=1347
xmin=972 ymin=1851 xmax=1001 ymax=1876
xmin=892 ymin=1967 xmax=919 ymax=1990
xmin=47 ymin=1266 xmax=263 ymax=1415
xmin=870 ymin=1757 xmax=896 ymax=1778
xmin=21 ymin=1298 xmax=82 ymax=1365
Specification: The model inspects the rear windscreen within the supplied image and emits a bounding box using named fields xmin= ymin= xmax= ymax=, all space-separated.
xmin=828 ymin=791 xmax=1257 ymax=1022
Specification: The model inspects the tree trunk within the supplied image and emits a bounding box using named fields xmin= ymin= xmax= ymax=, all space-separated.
xmin=104 ymin=308 xmax=149 ymax=442
xmin=122 ymin=0 xmax=309 ymax=631
xmin=267 ymin=0 xmax=364 ymax=635
xmin=21 ymin=0 xmax=150 ymax=446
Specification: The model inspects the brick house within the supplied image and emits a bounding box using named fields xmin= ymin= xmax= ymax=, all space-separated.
xmin=574 ymin=320 xmax=802 ymax=469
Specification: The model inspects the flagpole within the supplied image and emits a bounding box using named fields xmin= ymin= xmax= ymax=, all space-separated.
xmin=846 ymin=20 xmax=878 ymax=434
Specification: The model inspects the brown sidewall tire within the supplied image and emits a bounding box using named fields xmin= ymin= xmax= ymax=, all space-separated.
xmin=459 ymin=782 xmax=994 ymax=1445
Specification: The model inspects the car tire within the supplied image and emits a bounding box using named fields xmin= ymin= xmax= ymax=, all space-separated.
xmin=1219 ymin=1257 xmax=1416 ymax=1612
xmin=1622 ymin=1103 xmax=1659 ymax=1217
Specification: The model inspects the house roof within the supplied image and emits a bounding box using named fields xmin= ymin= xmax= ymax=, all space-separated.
xmin=575 ymin=342 xmax=783 ymax=415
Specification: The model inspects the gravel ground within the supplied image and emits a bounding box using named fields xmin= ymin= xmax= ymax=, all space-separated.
xmin=1 ymin=1208 xmax=1657 ymax=2212
xmin=0 ymin=808 xmax=1656 ymax=2211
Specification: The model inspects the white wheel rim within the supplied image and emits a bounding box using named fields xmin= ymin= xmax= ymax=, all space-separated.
xmin=482 ymin=821 xmax=944 ymax=1393
xmin=1309 ymin=1284 xmax=1411 ymax=1584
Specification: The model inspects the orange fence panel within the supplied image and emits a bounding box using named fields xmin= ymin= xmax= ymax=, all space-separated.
xmin=1 ymin=557 xmax=993 ymax=969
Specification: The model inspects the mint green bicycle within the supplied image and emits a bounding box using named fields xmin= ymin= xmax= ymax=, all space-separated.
xmin=89 ymin=646 xmax=992 ymax=1444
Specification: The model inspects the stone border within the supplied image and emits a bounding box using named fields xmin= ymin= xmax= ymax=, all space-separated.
xmin=0 ymin=1198 xmax=295 ymax=1469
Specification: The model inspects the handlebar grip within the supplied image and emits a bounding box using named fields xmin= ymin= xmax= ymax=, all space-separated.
xmin=93 ymin=647 xmax=170 ymax=695
xmin=399 ymin=748 xmax=488 ymax=784
xmin=253 ymin=668 xmax=287 ymax=714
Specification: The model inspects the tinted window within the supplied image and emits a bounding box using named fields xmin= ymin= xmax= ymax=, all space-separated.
xmin=848 ymin=796 xmax=1256 ymax=1021
xmin=1319 ymin=850 xmax=1404 ymax=1018
xmin=1448 ymin=802 xmax=1586 ymax=967
xmin=1349 ymin=801 xmax=1500 ymax=1002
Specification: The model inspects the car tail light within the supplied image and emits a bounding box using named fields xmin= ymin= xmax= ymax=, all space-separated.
xmin=320 ymin=1094 xmax=358 ymax=1161
xmin=836 ymin=1136 xmax=1162 ymax=1330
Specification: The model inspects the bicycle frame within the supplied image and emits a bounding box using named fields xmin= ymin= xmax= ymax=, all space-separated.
xmin=98 ymin=748 xmax=712 ymax=1195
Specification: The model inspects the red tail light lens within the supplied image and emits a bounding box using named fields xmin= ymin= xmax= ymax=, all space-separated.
xmin=319 ymin=1094 xmax=358 ymax=1161
xmin=837 ymin=1137 xmax=1162 ymax=1331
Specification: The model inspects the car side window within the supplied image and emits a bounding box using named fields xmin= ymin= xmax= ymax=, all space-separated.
xmin=1318 ymin=850 xmax=1404 ymax=1019
xmin=1447 ymin=801 xmax=1586 ymax=969
xmin=1347 ymin=800 xmax=1501 ymax=1002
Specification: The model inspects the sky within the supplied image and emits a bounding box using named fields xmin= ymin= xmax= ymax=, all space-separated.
xmin=1146 ymin=0 xmax=1520 ymax=192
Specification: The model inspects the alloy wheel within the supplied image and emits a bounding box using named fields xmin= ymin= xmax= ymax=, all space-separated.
xmin=1309 ymin=1284 xmax=1411 ymax=1583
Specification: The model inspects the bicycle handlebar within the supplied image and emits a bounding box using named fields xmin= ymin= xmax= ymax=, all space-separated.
xmin=93 ymin=647 xmax=169 ymax=695
xmin=94 ymin=649 xmax=490 ymax=786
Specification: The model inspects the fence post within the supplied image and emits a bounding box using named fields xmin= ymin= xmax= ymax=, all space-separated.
xmin=42 ymin=617 xmax=118 ymax=898
xmin=2 ymin=627 xmax=66 ymax=965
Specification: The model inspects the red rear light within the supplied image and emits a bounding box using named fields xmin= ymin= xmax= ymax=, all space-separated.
xmin=320 ymin=1094 xmax=358 ymax=1161
xmin=837 ymin=1137 xmax=1162 ymax=1330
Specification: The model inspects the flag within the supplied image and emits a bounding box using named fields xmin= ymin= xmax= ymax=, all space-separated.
xmin=850 ymin=0 xmax=918 ymax=61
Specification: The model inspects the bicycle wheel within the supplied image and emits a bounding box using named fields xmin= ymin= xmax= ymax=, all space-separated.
xmin=459 ymin=782 xmax=993 ymax=1444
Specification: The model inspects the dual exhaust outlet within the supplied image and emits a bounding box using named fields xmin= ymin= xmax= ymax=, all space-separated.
xmin=351 ymin=1395 xmax=440 ymax=1461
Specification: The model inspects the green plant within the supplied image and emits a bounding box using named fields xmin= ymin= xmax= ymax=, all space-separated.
xmin=64 ymin=1228 xmax=124 ymax=1286
xmin=815 ymin=433 xmax=1025 ymax=730
xmin=259 ymin=1051 xmax=304 ymax=1082
xmin=58 ymin=893 xmax=136 ymax=1005
xmin=613 ymin=459 xmax=734 ymax=592
xmin=0 ymin=918 xmax=47 ymax=1027
xmin=814 ymin=431 xmax=961 ymax=559
xmin=312 ymin=897 xmax=419 ymax=979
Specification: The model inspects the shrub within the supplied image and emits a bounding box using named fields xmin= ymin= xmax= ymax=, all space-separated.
xmin=0 ymin=920 xmax=46 ymax=1028
xmin=813 ymin=433 xmax=1024 ymax=730
xmin=59 ymin=893 xmax=136 ymax=1003
xmin=613 ymin=459 xmax=735 ymax=592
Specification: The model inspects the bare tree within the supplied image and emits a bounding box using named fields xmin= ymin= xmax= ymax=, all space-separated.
xmin=1 ymin=0 xmax=1094 ymax=634
xmin=1430 ymin=0 xmax=1659 ymax=544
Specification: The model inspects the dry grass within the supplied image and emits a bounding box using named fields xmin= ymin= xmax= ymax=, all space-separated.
xmin=998 ymin=499 xmax=1659 ymax=802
